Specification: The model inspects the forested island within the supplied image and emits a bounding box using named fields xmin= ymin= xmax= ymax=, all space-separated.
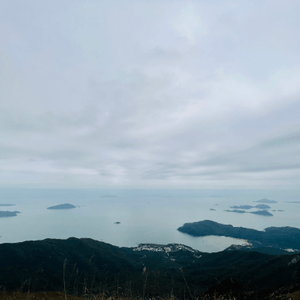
xmin=177 ymin=220 xmax=300 ymax=250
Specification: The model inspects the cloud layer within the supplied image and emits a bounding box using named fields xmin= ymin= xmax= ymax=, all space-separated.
xmin=1 ymin=0 xmax=300 ymax=188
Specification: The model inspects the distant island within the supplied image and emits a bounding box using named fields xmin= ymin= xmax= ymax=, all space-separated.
xmin=224 ymin=209 xmax=273 ymax=216
xmin=47 ymin=203 xmax=76 ymax=210
xmin=0 ymin=204 xmax=15 ymax=207
xmin=230 ymin=204 xmax=271 ymax=209
xmin=177 ymin=220 xmax=300 ymax=250
xmin=224 ymin=209 xmax=245 ymax=213
xmin=0 ymin=211 xmax=20 ymax=217
xmin=210 ymin=208 xmax=216 ymax=211
xmin=250 ymin=210 xmax=273 ymax=216
xmin=99 ymin=195 xmax=118 ymax=198
xmin=230 ymin=205 xmax=252 ymax=209
xmin=114 ymin=221 xmax=121 ymax=224
xmin=254 ymin=198 xmax=277 ymax=203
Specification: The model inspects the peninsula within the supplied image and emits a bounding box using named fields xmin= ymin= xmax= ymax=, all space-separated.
xmin=177 ymin=220 xmax=300 ymax=250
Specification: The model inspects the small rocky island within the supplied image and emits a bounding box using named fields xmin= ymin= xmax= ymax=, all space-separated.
xmin=0 ymin=211 xmax=20 ymax=217
xmin=0 ymin=204 xmax=15 ymax=207
xmin=47 ymin=203 xmax=76 ymax=210
xmin=177 ymin=220 xmax=300 ymax=251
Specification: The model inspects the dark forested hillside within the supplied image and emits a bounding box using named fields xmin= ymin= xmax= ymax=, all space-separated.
xmin=0 ymin=237 xmax=299 ymax=298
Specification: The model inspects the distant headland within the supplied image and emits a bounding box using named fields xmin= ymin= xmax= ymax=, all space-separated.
xmin=47 ymin=203 xmax=76 ymax=210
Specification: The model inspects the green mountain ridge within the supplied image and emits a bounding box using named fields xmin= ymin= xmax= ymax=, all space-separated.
xmin=0 ymin=236 xmax=299 ymax=298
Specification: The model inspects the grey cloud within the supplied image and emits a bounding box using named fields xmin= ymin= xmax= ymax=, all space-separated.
xmin=1 ymin=0 xmax=300 ymax=188
xmin=190 ymin=129 xmax=300 ymax=175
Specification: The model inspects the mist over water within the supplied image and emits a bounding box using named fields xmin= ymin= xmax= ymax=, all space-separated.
xmin=0 ymin=189 xmax=299 ymax=252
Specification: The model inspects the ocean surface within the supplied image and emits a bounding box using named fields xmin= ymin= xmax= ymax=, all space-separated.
xmin=0 ymin=188 xmax=299 ymax=252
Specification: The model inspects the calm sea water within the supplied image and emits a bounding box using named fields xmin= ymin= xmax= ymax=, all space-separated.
xmin=0 ymin=188 xmax=299 ymax=252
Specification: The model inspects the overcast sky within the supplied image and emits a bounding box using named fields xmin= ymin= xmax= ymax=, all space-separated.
xmin=1 ymin=0 xmax=300 ymax=189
